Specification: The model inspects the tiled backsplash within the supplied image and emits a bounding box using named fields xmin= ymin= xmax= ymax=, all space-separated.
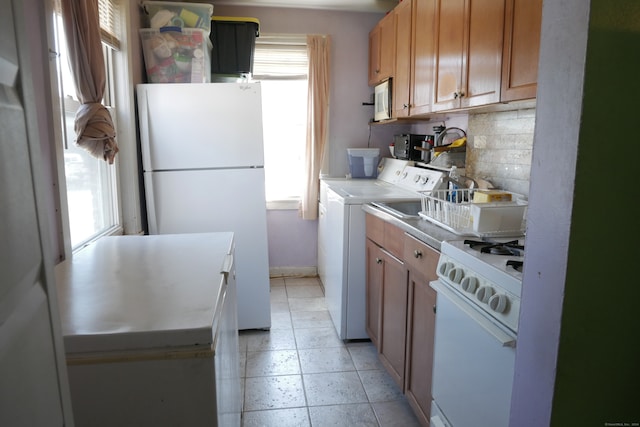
xmin=466 ymin=108 xmax=535 ymax=197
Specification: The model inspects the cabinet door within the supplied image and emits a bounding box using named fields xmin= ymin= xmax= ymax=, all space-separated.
xmin=379 ymin=249 xmax=408 ymax=390
xmin=432 ymin=0 xmax=465 ymax=111
xmin=410 ymin=0 xmax=436 ymax=116
xmin=368 ymin=12 xmax=396 ymax=86
xmin=379 ymin=12 xmax=397 ymax=82
xmin=433 ymin=0 xmax=505 ymax=111
xmin=403 ymin=234 xmax=439 ymax=425
xmin=405 ymin=271 xmax=437 ymax=425
xmin=393 ymin=0 xmax=412 ymax=118
xmin=368 ymin=25 xmax=381 ymax=86
xmin=461 ymin=0 xmax=505 ymax=108
xmin=500 ymin=0 xmax=542 ymax=101
xmin=365 ymin=239 xmax=384 ymax=348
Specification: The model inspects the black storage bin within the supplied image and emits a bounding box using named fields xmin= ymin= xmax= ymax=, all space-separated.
xmin=210 ymin=16 xmax=260 ymax=75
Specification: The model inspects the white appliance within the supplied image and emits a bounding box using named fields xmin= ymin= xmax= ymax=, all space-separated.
xmin=319 ymin=158 xmax=446 ymax=339
xmin=429 ymin=239 xmax=524 ymax=427
xmin=137 ymin=82 xmax=270 ymax=330
xmin=374 ymin=79 xmax=391 ymax=122
xmin=55 ymin=233 xmax=241 ymax=426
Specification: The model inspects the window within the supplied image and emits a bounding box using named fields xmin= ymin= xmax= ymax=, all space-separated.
xmin=253 ymin=34 xmax=308 ymax=204
xmin=52 ymin=0 xmax=122 ymax=250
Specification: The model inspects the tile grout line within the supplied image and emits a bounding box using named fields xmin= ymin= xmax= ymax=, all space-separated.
xmin=285 ymin=276 xmax=313 ymax=425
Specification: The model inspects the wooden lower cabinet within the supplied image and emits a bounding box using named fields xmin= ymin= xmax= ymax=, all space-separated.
xmin=365 ymin=238 xmax=383 ymax=348
xmin=404 ymin=272 xmax=437 ymax=425
xmin=378 ymin=248 xmax=407 ymax=389
xmin=404 ymin=233 xmax=439 ymax=425
xmin=365 ymin=214 xmax=439 ymax=426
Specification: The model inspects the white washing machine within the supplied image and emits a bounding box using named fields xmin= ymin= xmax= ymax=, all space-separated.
xmin=318 ymin=158 xmax=446 ymax=340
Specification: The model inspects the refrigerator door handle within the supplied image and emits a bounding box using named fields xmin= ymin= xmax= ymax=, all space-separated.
xmin=138 ymin=88 xmax=152 ymax=171
xmin=143 ymin=172 xmax=159 ymax=234
xmin=221 ymin=253 xmax=234 ymax=285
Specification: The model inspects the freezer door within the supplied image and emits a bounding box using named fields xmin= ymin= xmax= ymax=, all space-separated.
xmin=144 ymin=168 xmax=271 ymax=330
xmin=137 ymin=83 xmax=265 ymax=170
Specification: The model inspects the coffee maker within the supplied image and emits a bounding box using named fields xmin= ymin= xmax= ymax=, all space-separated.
xmin=393 ymin=134 xmax=434 ymax=161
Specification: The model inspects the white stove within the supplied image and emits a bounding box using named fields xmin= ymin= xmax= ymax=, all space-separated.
xmin=430 ymin=238 xmax=525 ymax=427
xmin=437 ymin=239 xmax=524 ymax=333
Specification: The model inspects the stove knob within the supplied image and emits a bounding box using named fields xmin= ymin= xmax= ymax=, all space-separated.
xmin=476 ymin=286 xmax=495 ymax=303
xmin=488 ymin=294 xmax=509 ymax=313
xmin=438 ymin=262 xmax=454 ymax=276
xmin=448 ymin=267 xmax=464 ymax=284
xmin=460 ymin=276 xmax=478 ymax=294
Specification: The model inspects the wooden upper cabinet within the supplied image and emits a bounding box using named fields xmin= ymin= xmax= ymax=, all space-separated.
xmin=369 ymin=11 xmax=396 ymax=86
xmin=393 ymin=0 xmax=412 ymax=118
xmin=501 ymin=0 xmax=542 ymax=101
xmin=432 ymin=0 xmax=505 ymax=111
xmin=368 ymin=25 xmax=382 ymax=86
xmin=432 ymin=0 xmax=465 ymax=111
xmin=409 ymin=0 xmax=436 ymax=117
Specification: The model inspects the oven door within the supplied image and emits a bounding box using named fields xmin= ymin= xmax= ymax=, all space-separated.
xmin=429 ymin=280 xmax=516 ymax=427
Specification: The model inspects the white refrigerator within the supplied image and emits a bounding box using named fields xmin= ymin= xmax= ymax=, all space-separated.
xmin=136 ymin=82 xmax=271 ymax=330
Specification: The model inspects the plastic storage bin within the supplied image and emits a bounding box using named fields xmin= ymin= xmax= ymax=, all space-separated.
xmin=210 ymin=16 xmax=260 ymax=76
xmin=140 ymin=27 xmax=211 ymax=83
xmin=142 ymin=1 xmax=214 ymax=33
xmin=347 ymin=148 xmax=380 ymax=179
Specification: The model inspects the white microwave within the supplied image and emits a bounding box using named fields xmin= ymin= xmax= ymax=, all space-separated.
xmin=374 ymin=79 xmax=391 ymax=122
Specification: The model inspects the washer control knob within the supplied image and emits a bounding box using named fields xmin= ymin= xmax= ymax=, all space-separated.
xmin=414 ymin=174 xmax=421 ymax=183
xmin=438 ymin=262 xmax=454 ymax=277
xmin=476 ymin=286 xmax=495 ymax=303
xmin=420 ymin=176 xmax=429 ymax=184
xmin=460 ymin=276 xmax=478 ymax=294
xmin=448 ymin=267 xmax=464 ymax=284
xmin=401 ymin=171 xmax=408 ymax=179
xmin=488 ymin=294 xmax=509 ymax=313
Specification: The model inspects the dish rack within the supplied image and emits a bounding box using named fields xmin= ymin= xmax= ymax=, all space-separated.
xmin=419 ymin=189 xmax=528 ymax=237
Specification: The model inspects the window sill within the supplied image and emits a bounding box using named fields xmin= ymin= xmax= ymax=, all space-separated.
xmin=267 ymin=199 xmax=300 ymax=210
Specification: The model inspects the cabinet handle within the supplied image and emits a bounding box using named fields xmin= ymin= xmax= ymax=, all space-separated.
xmin=376 ymin=258 xmax=383 ymax=264
xmin=453 ymin=91 xmax=459 ymax=99
xmin=403 ymin=103 xmax=408 ymax=109
xmin=413 ymin=250 xmax=422 ymax=259
xmin=459 ymin=90 xmax=465 ymax=98
xmin=433 ymin=305 xmax=437 ymax=314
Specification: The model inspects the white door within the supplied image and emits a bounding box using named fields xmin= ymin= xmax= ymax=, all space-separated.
xmin=0 ymin=1 xmax=73 ymax=425
xmin=144 ymin=168 xmax=271 ymax=330
xmin=137 ymin=82 xmax=265 ymax=171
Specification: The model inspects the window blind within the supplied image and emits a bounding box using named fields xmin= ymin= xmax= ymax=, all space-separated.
xmin=98 ymin=0 xmax=121 ymax=50
xmin=253 ymin=34 xmax=308 ymax=79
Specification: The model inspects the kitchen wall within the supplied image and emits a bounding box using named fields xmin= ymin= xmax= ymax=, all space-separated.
xmin=365 ymin=109 xmax=534 ymax=197
xmin=511 ymin=0 xmax=640 ymax=424
xmin=466 ymin=108 xmax=535 ymax=196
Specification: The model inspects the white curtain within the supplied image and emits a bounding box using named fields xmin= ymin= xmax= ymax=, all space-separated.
xmin=299 ymin=34 xmax=331 ymax=220
xmin=60 ymin=0 xmax=118 ymax=163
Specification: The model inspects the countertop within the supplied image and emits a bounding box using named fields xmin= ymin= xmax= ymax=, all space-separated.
xmin=362 ymin=204 xmax=460 ymax=251
xmin=55 ymin=232 xmax=234 ymax=355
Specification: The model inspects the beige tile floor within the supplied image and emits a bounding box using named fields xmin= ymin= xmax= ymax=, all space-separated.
xmin=239 ymin=276 xmax=421 ymax=427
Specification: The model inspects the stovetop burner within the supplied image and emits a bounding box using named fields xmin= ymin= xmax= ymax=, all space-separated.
xmin=506 ymin=260 xmax=524 ymax=273
xmin=463 ymin=239 xmax=525 ymax=257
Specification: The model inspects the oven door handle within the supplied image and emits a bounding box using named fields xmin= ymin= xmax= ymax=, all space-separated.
xmin=430 ymin=280 xmax=516 ymax=347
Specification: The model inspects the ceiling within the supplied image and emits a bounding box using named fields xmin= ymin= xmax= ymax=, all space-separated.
xmin=211 ymin=0 xmax=399 ymax=13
